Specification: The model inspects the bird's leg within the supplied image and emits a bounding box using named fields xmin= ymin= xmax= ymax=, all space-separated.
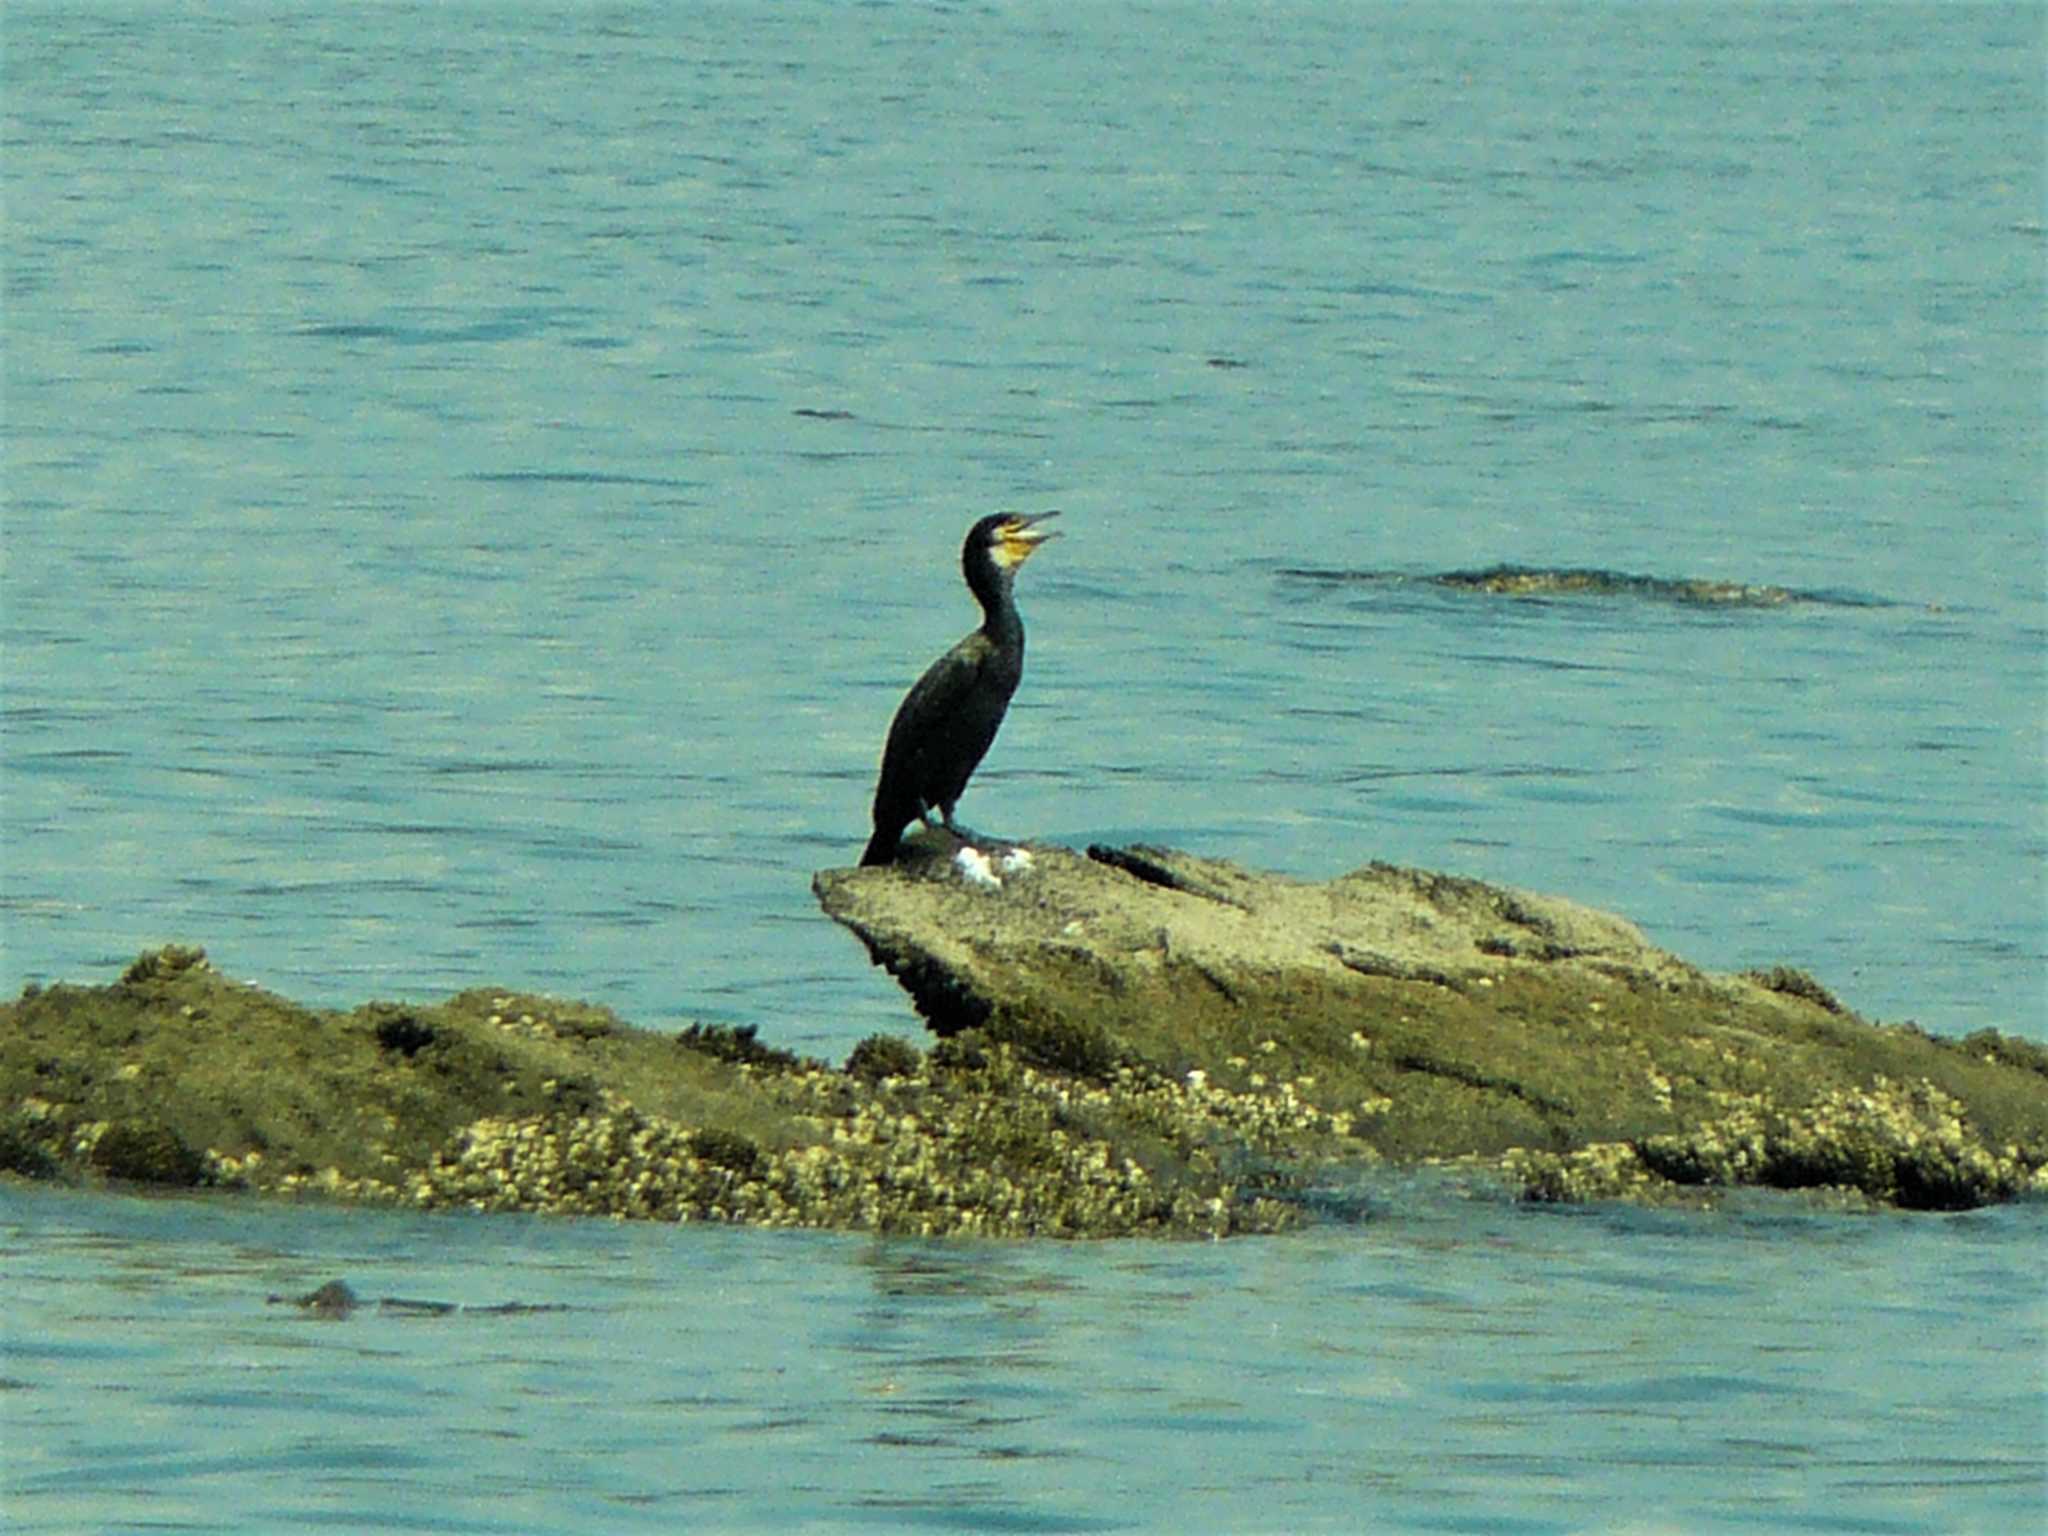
xmin=939 ymin=805 xmax=987 ymax=848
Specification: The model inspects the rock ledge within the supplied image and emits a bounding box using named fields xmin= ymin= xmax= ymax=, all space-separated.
xmin=4 ymin=845 xmax=2043 ymax=1234
xmin=814 ymin=840 xmax=2048 ymax=1212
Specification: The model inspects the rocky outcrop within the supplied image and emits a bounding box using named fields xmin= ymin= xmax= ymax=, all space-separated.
xmin=0 ymin=943 xmax=1301 ymax=1237
xmin=3 ymin=844 xmax=2042 ymax=1233
xmin=814 ymin=839 xmax=2048 ymax=1210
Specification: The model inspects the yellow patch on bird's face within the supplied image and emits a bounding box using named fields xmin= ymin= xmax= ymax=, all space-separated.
xmin=993 ymin=514 xmax=1058 ymax=569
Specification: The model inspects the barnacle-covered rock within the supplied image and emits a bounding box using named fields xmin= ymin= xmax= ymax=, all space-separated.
xmin=817 ymin=842 xmax=2048 ymax=1212
xmin=6 ymin=839 xmax=2046 ymax=1233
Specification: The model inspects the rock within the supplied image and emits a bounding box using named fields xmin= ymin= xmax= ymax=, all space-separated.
xmin=1428 ymin=565 xmax=1801 ymax=606
xmin=5 ymin=849 xmax=2044 ymax=1232
xmin=814 ymin=841 xmax=2048 ymax=1210
xmin=0 ymin=946 xmax=1298 ymax=1237
xmin=85 ymin=1122 xmax=207 ymax=1187
xmin=844 ymin=1034 xmax=923 ymax=1084
xmin=264 ymin=1279 xmax=569 ymax=1319
xmin=270 ymin=1280 xmax=360 ymax=1318
xmin=1280 ymin=565 xmax=1813 ymax=608
xmin=119 ymin=944 xmax=210 ymax=986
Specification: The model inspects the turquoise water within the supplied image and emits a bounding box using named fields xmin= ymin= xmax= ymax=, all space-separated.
xmin=5 ymin=1181 xmax=2045 ymax=1535
xmin=4 ymin=4 xmax=2045 ymax=1529
xmin=6 ymin=0 xmax=2042 ymax=1050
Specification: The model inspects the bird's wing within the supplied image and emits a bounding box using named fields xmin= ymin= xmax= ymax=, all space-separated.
xmin=885 ymin=632 xmax=998 ymax=760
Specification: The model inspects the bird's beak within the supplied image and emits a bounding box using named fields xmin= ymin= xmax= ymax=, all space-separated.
xmin=998 ymin=511 xmax=1060 ymax=565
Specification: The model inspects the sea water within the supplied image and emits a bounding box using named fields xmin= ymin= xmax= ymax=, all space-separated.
xmin=4 ymin=3 xmax=2044 ymax=1530
xmin=4 ymin=1181 xmax=2045 ymax=1536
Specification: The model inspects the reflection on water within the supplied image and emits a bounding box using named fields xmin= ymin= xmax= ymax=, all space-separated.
xmin=4 ymin=1182 xmax=2043 ymax=1535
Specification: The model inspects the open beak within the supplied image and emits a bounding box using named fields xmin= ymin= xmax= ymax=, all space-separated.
xmin=997 ymin=510 xmax=1060 ymax=565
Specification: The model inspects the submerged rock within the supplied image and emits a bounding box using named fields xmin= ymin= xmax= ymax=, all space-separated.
xmin=264 ymin=1279 xmax=569 ymax=1319
xmin=1279 ymin=564 xmax=1834 ymax=607
xmin=1429 ymin=564 xmax=1803 ymax=606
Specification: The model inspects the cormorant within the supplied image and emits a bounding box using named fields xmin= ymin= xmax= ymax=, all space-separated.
xmin=859 ymin=511 xmax=1059 ymax=867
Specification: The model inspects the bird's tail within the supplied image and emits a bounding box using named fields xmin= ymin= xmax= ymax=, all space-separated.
xmin=858 ymin=827 xmax=898 ymax=867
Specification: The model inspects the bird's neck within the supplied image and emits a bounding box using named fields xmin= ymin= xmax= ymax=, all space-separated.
xmin=970 ymin=567 xmax=1023 ymax=646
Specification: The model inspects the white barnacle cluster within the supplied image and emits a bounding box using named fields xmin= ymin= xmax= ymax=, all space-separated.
xmin=1770 ymin=1076 xmax=2048 ymax=1203
xmin=486 ymin=1004 xmax=552 ymax=1040
xmin=1510 ymin=1074 xmax=2048 ymax=1208
xmin=65 ymin=1118 xmax=110 ymax=1160
xmin=407 ymin=1095 xmax=723 ymax=1221
xmin=394 ymin=1044 xmax=1298 ymax=1238
xmin=822 ymin=1045 xmax=1303 ymax=1235
xmin=208 ymin=1146 xmax=266 ymax=1186
xmin=1043 ymin=1055 xmax=1372 ymax=1154
xmin=272 ymin=1163 xmax=406 ymax=1203
xmin=1502 ymin=1140 xmax=1660 ymax=1204
xmin=480 ymin=994 xmax=616 ymax=1042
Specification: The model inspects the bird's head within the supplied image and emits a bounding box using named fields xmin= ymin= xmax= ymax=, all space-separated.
xmin=970 ymin=510 xmax=1059 ymax=574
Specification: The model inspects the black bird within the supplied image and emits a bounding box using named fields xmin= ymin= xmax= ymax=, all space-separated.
xmin=860 ymin=511 xmax=1059 ymax=867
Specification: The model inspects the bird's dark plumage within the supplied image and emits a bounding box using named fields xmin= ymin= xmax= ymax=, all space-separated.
xmin=860 ymin=512 xmax=1058 ymax=866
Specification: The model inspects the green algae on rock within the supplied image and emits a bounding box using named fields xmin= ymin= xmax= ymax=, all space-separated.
xmin=814 ymin=841 xmax=2048 ymax=1212
xmin=1507 ymin=1075 xmax=2048 ymax=1210
xmin=5 ymin=844 xmax=2044 ymax=1232
xmin=0 ymin=946 xmax=1296 ymax=1237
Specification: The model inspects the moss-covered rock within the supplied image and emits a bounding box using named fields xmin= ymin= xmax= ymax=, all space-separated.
xmin=86 ymin=1122 xmax=207 ymax=1187
xmin=844 ymin=1033 xmax=922 ymax=1084
xmin=815 ymin=842 xmax=2048 ymax=1213
xmin=0 ymin=947 xmax=1294 ymax=1236
xmin=6 ymin=842 xmax=2045 ymax=1233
